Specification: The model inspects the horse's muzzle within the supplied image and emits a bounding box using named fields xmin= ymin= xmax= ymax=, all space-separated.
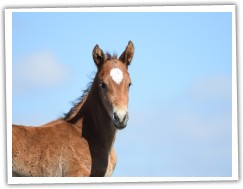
xmin=112 ymin=112 xmax=128 ymax=130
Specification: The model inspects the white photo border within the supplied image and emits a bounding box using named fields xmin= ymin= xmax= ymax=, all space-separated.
xmin=5 ymin=5 xmax=238 ymax=184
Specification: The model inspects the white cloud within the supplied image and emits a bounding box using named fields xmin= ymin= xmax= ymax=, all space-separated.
xmin=13 ymin=50 xmax=69 ymax=92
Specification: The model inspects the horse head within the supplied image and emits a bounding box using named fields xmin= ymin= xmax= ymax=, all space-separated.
xmin=92 ymin=41 xmax=135 ymax=130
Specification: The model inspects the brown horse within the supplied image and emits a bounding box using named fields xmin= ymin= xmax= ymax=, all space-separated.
xmin=12 ymin=41 xmax=135 ymax=177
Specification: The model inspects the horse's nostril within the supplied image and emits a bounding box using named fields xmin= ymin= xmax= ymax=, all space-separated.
xmin=123 ymin=113 xmax=128 ymax=122
xmin=113 ymin=112 xmax=119 ymax=122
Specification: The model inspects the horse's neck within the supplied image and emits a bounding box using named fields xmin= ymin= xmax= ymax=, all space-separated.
xmin=81 ymin=88 xmax=117 ymax=177
xmin=83 ymin=91 xmax=116 ymax=147
xmin=67 ymin=82 xmax=117 ymax=150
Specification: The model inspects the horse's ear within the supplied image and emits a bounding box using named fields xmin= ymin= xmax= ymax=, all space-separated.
xmin=119 ymin=41 xmax=135 ymax=67
xmin=92 ymin=44 xmax=106 ymax=68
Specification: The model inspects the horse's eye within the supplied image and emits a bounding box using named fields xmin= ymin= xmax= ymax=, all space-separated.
xmin=99 ymin=81 xmax=107 ymax=89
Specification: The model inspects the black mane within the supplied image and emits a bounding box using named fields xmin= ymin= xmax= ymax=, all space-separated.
xmin=62 ymin=82 xmax=92 ymax=121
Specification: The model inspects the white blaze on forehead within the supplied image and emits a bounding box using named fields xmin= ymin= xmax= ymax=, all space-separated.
xmin=110 ymin=68 xmax=123 ymax=84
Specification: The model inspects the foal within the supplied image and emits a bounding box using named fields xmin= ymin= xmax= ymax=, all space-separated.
xmin=12 ymin=41 xmax=135 ymax=177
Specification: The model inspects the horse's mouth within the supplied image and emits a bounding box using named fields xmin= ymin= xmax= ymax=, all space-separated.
xmin=113 ymin=122 xmax=127 ymax=130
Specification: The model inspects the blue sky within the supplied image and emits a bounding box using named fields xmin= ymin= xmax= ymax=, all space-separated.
xmin=12 ymin=11 xmax=232 ymax=177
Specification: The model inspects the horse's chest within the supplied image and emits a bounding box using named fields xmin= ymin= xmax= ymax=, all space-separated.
xmin=104 ymin=157 xmax=114 ymax=177
xmin=104 ymin=148 xmax=117 ymax=177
